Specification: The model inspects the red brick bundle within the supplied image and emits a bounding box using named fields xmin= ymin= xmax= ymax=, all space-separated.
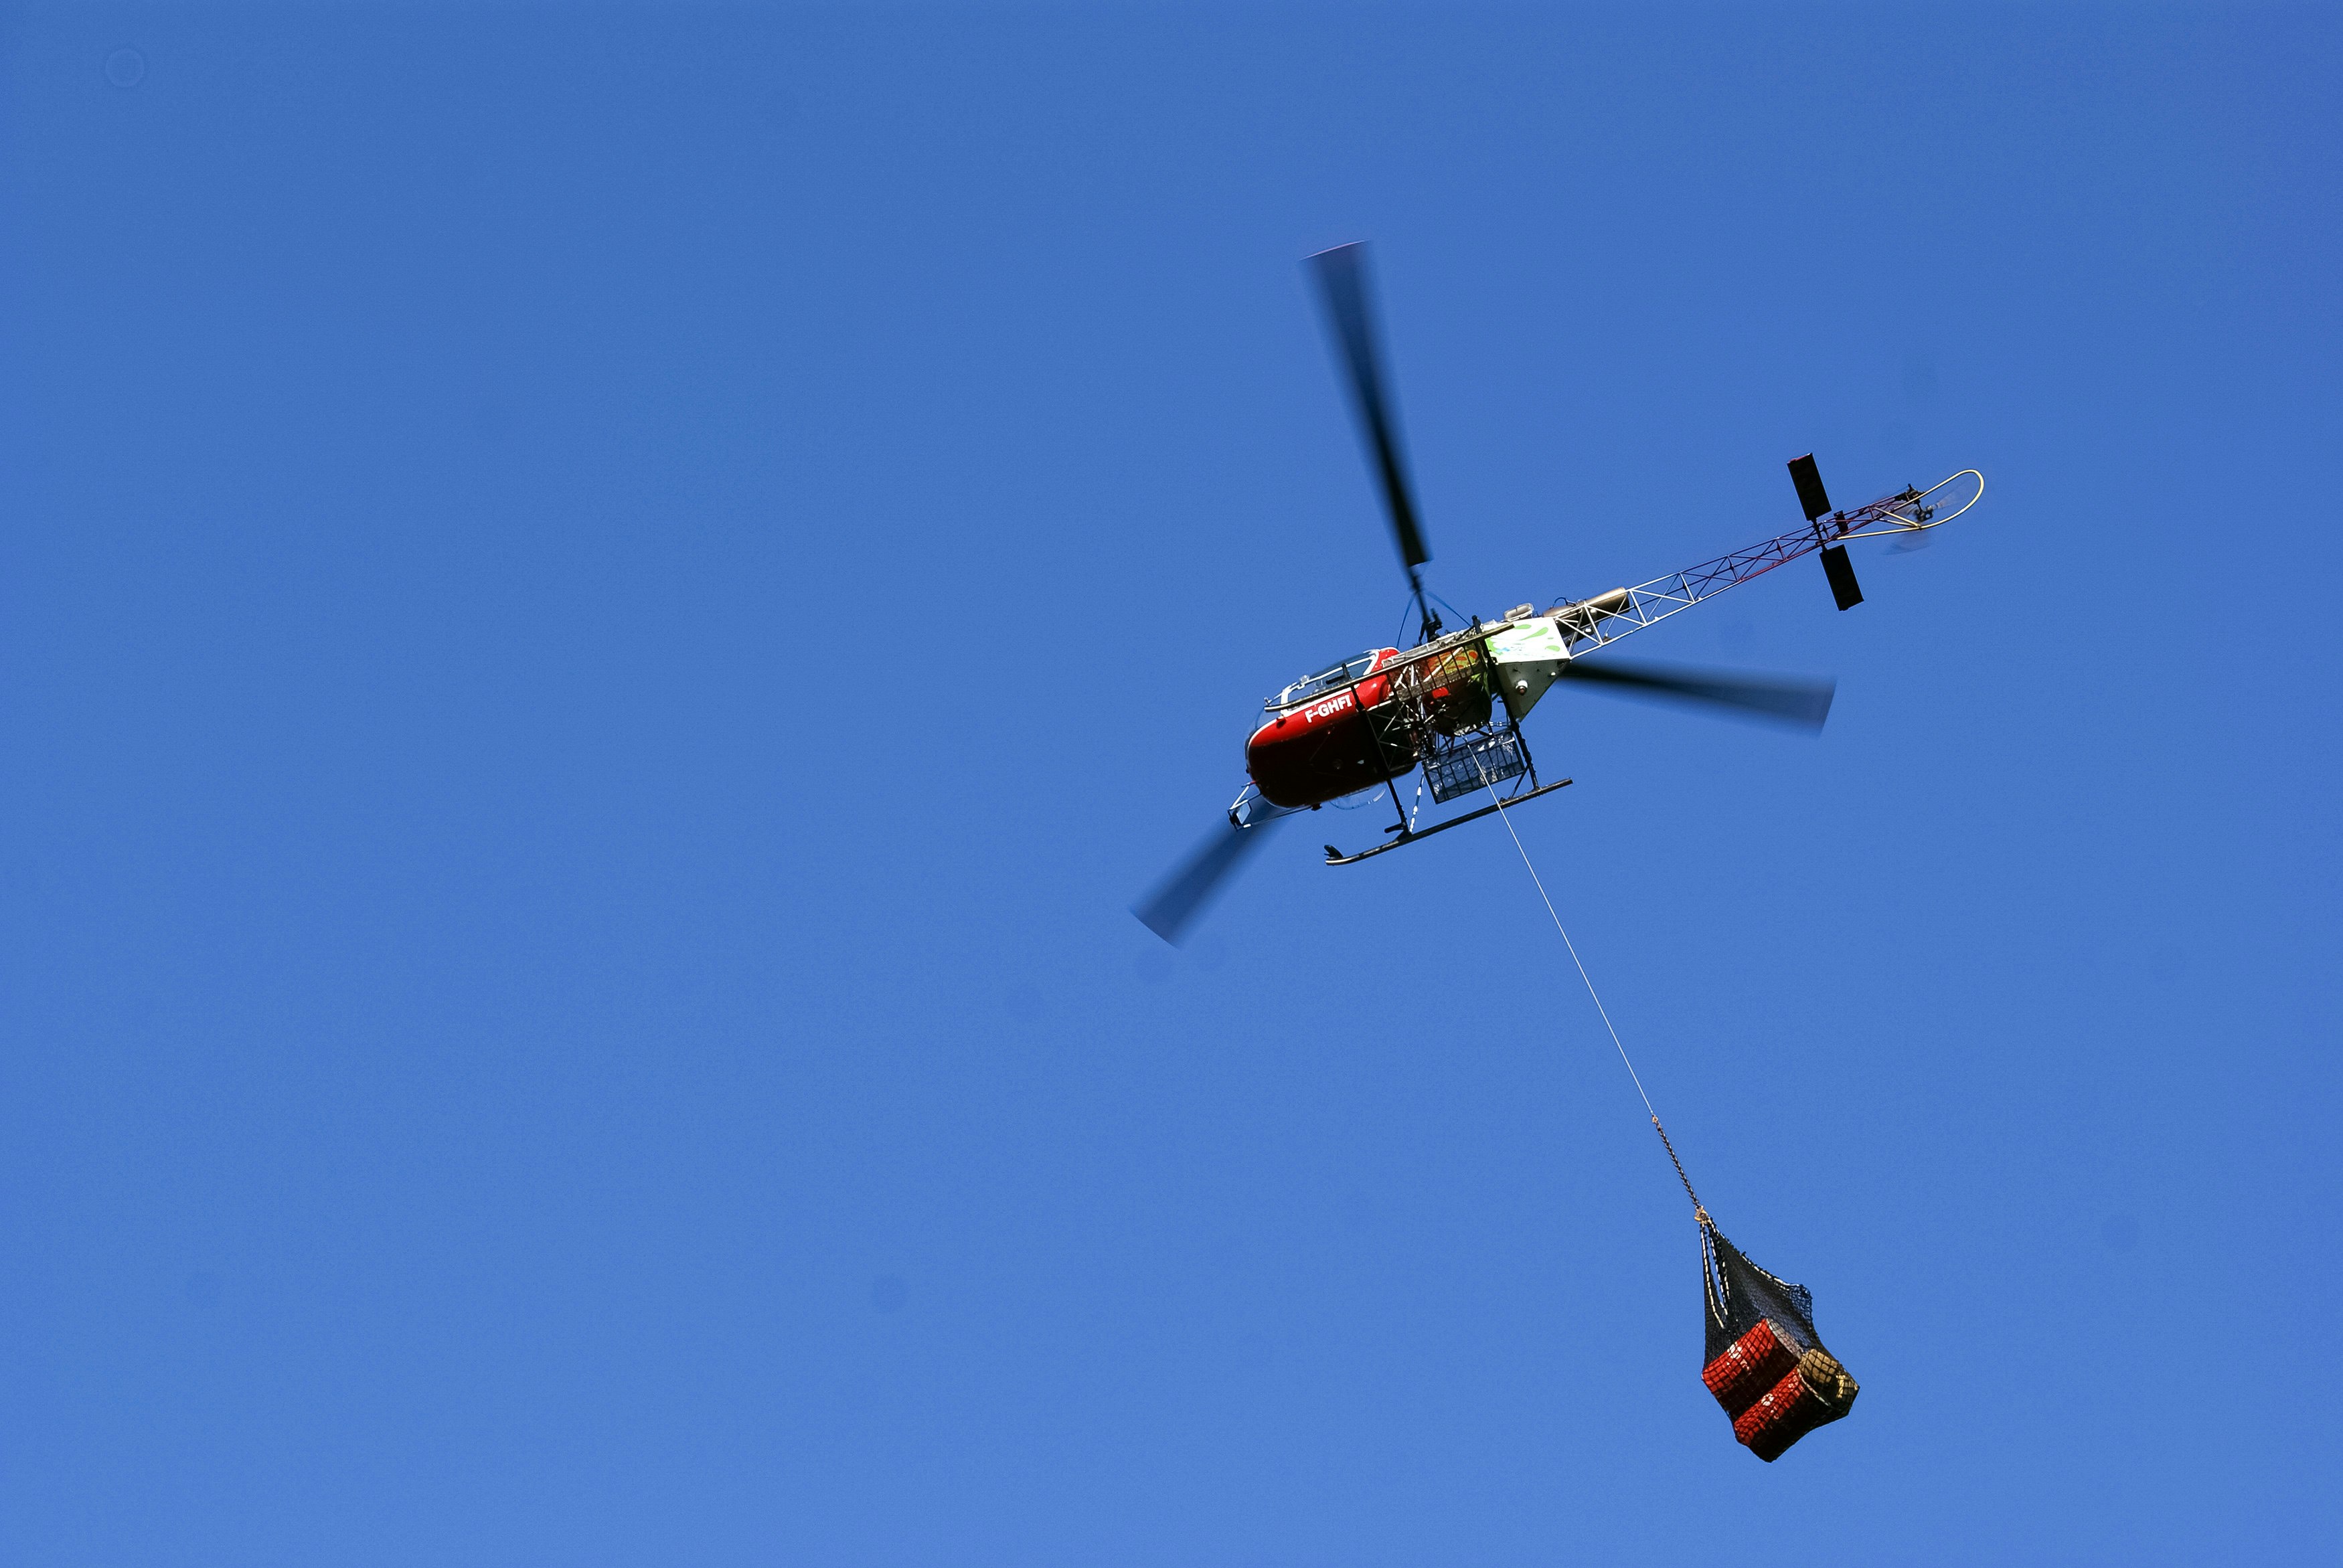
xmin=1700 ymin=1317 xmax=1860 ymax=1462
xmin=1702 ymin=1316 xmax=1801 ymax=1412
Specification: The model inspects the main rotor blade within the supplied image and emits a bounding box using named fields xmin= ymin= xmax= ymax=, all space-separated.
xmin=1309 ymin=242 xmax=1431 ymax=573
xmin=1558 ymin=658 xmax=1836 ymax=730
xmin=1132 ymin=815 xmax=1283 ymax=945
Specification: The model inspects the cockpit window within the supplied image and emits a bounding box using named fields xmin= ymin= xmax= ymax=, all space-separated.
xmin=1267 ymin=650 xmax=1387 ymax=711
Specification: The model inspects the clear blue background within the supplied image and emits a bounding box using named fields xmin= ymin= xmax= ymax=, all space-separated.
xmin=3 ymin=4 xmax=2336 ymax=1563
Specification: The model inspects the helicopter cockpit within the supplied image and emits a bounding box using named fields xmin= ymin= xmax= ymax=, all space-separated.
xmin=1265 ymin=649 xmax=1395 ymax=712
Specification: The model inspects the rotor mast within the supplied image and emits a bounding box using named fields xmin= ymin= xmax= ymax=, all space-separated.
xmin=1407 ymin=564 xmax=1440 ymax=644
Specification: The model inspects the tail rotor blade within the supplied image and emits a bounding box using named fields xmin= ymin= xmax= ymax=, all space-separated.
xmin=1787 ymin=453 xmax=1834 ymax=522
xmin=1309 ymin=242 xmax=1431 ymax=574
xmin=1558 ymin=658 xmax=1836 ymax=730
xmin=1820 ymin=543 xmax=1864 ymax=610
xmin=1789 ymin=454 xmax=1864 ymax=610
xmin=1132 ymin=815 xmax=1283 ymax=945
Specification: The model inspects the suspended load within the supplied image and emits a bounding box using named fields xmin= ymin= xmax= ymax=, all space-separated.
xmin=1698 ymin=1214 xmax=1859 ymax=1461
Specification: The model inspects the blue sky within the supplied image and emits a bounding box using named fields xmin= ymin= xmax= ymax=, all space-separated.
xmin=2 ymin=4 xmax=2336 ymax=1563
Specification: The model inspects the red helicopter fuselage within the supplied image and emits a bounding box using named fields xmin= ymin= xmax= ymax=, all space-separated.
xmin=1246 ymin=640 xmax=1502 ymax=808
xmin=1244 ymin=648 xmax=1401 ymax=808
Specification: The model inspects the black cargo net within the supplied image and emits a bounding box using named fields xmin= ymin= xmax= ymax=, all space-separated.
xmin=1701 ymin=1218 xmax=1819 ymax=1363
xmin=1697 ymin=1215 xmax=1858 ymax=1461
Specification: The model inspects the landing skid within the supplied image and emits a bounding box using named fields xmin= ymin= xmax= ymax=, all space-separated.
xmin=1323 ymin=777 xmax=1573 ymax=865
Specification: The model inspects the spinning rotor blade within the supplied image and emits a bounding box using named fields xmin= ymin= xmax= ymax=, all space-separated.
xmin=1559 ymin=659 xmax=1836 ymax=730
xmin=1309 ymin=243 xmax=1431 ymax=574
xmin=1133 ymin=814 xmax=1285 ymax=945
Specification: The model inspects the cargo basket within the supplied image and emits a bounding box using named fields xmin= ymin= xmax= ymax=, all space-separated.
xmin=1425 ymin=730 xmax=1528 ymax=803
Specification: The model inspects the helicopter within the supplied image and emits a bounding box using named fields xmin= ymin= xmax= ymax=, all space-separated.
xmin=1134 ymin=242 xmax=1983 ymax=943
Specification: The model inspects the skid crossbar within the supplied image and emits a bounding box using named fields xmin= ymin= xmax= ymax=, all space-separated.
xmin=1323 ymin=777 xmax=1573 ymax=865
